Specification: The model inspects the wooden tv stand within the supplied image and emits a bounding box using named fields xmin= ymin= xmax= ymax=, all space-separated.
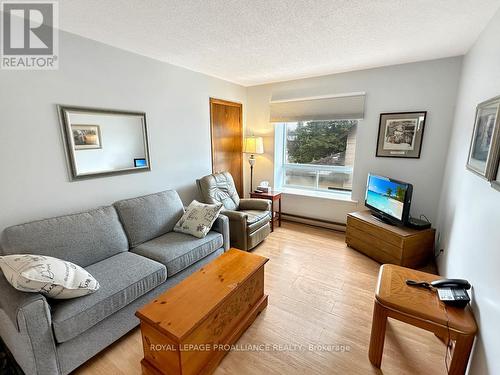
xmin=346 ymin=210 xmax=435 ymax=268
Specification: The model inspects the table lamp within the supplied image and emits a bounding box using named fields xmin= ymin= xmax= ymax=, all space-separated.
xmin=243 ymin=136 xmax=264 ymax=192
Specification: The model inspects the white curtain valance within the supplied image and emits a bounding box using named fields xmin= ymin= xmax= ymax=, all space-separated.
xmin=269 ymin=93 xmax=365 ymax=122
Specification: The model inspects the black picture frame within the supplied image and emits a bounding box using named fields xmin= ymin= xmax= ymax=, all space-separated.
xmin=376 ymin=111 xmax=427 ymax=158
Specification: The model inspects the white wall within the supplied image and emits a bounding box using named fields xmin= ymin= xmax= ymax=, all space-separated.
xmin=0 ymin=31 xmax=246 ymax=233
xmin=245 ymin=57 xmax=462 ymax=224
xmin=436 ymin=8 xmax=500 ymax=374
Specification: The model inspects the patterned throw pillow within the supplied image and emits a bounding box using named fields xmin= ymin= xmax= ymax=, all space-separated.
xmin=174 ymin=200 xmax=223 ymax=238
xmin=0 ymin=254 xmax=100 ymax=299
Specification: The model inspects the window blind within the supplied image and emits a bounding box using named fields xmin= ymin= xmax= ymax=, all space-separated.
xmin=269 ymin=93 xmax=365 ymax=122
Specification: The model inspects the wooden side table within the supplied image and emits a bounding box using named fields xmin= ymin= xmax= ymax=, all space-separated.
xmin=369 ymin=264 xmax=477 ymax=375
xmin=249 ymin=191 xmax=281 ymax=232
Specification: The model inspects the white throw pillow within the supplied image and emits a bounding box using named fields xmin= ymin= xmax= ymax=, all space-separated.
xmin=0 ymin=254 xmax=100 ymax=299
xmin=174 ymin=200 xmax=223 ymax=238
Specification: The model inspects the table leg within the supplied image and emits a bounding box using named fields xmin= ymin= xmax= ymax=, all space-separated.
xmin=368 ymin=300 xmax=388 ymax=368
xmin=278 ymin=197 xmax=281 ymax=227
xmin=270 ymin=200 xmax=274 ymax=232
xmin=448 ymin=334 xmax=475 ymax=375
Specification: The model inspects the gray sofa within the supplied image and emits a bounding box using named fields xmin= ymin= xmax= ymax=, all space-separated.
xmin=0 ymin=190 xmax=229 ymax=375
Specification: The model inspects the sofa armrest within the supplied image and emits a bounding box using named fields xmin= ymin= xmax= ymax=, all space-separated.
xmin=0 ymin=273 xmax=48 ymax=329
xmin=0 ymin=273 xmax=60 ymax=375
xmin=239 ymin=198 xmax=271 ymax=211
xmin=212 ymin=214 xmax=230 ymax=251
xmin=221 ymin=210 xmax=248 ymax=250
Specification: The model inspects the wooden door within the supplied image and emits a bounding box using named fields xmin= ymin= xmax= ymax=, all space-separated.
xmin=210 ymin=98 xmax=243 ymax=196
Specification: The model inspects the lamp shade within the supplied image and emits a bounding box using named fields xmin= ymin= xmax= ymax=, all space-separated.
xmin=243 ymin=136 xmax=264 ymax=154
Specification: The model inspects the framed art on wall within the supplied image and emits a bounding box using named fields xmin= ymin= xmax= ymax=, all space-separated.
xmin=72 ymin=124 xmax=102 ymax=150
xmin=492 ymin=164 xmax=500 ymax=191
xmin=376 ymin=111 xmax=427 ymax=158
xmin=466 ymin=95 xmax=500 ymax=180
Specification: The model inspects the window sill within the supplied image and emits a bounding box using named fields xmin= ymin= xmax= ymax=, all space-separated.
xmin=280 ymin=187 xmax=358 ymax=203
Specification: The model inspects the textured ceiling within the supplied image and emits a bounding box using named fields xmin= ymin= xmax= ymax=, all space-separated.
xmin=59 ymin=0 xmax=500 ymax=86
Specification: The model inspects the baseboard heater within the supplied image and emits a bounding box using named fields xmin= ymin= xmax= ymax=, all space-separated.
xmin=282 ymin=212 xmax=346 ymax=232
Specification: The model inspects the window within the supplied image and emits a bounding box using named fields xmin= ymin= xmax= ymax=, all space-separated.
xmin=280 ymin=120 xmax=357 ymax=193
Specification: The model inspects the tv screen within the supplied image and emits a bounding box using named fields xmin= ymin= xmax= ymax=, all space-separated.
xmin=134 ymin=158 xmax=147 ymax=168
xmin=365 ymin=174 xmax=412 ymax=223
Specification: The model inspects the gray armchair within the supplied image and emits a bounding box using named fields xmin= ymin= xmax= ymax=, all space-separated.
xmin=196 ymin=172 xmax=271 ymax=251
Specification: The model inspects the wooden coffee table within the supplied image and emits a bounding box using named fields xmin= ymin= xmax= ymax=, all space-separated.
xmin=136 ymin=248 xmax=269 ymax=375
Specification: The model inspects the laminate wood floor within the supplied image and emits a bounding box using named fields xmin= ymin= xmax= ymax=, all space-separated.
xmin=75 ymin=222 xmax=447 ymax=375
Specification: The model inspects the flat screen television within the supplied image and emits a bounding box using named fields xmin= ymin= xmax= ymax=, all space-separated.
xmin=365 ymin=174 xmax=413 ymax=225
xmin=134 ymin=158 xmax=147 ymax=168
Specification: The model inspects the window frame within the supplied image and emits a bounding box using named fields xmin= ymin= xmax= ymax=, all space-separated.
xmin=278 ymin=120 xmax=357 ymax=195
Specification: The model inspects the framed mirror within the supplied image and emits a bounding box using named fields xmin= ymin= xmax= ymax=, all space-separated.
xmin=58 ymin=105 xmax=151 ymax=180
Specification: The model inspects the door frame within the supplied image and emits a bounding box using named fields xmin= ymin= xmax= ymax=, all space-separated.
xmin=209 ymin=97 xmax=244 ymax=194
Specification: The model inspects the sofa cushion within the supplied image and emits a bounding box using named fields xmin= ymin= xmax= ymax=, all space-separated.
xmin=174 ymin=200 xmax=223 ymax=238
xmin=0 ymin=254 xmax=100 ymax=299
xmin=241 ymin=210 xmax=272 ymax=233
xmin=0 ymin=206 xmax=129 ymax=268
xmin=114 ymin=190 xmax=185 ymax=248
xmin=51 ymin=252 xmax=166 ymax=343
xmin=242 ymin=210 xmax=272 ymax=225
xmin=132 ymin=231 xmax=223 ymax=276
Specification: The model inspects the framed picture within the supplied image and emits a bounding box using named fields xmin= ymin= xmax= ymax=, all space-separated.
xmin=71 ymin=124 xmax=102 ymax=150
xmin=492 ymin=163 xmax=500 ymax=191
xmin=376 ymin=111 xmax=427 ymax=158
xmin=466 ymin=95 xmax=500 ymax=179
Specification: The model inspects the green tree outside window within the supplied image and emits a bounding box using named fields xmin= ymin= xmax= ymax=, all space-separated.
xmin=286 ymin=120 xmax=357 ymax=164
